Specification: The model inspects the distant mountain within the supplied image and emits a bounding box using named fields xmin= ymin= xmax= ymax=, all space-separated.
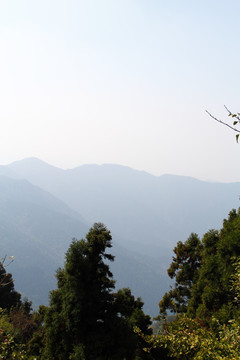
xmin=8 ymin=158 xmax=240 ymax=254
xmin=2 ymin=158 xmax=240 ymax=315
xmin=0 ymin=175 xmax=89 ymax=306
xmin=0 ymin=173 xmax=168 ymax=315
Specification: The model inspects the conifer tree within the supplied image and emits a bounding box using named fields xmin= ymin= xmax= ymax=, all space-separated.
xmin=44 ymin=223 xmax=152 ymax=360
xmin=159 ymin=233 xmax=202 ymax=315
xmin=44 ymin=223 xmax=115 ymax=359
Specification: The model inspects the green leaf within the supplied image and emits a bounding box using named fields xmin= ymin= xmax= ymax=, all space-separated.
xmin=233 ymin=121 xmax=238 ymax=126
xmin=236 ymin=134 xmax=239 ymax=143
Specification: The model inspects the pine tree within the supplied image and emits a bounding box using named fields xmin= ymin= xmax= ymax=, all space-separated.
xmin=44 ymin=223 xmax=116 ymax=360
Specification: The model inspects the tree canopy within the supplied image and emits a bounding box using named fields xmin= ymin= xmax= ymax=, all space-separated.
xmin=159 ymin=208 xmax=240 ymax=325
xmin=44 ymin=223 xmax=152 ymax=360
xmin=159 ymin=233 xmax=202 ymax=315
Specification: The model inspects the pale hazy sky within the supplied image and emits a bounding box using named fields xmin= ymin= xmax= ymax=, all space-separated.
xmin=0 ymin=0 xmax=240 ymax=182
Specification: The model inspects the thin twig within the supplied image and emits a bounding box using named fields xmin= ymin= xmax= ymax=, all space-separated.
xmin=206 ymin=110 xmax=240 ymax=133
xmin=224 ymin=105 xmax=240 ymax=122
xmin=0 ymin=255 xmax=14 ymax=286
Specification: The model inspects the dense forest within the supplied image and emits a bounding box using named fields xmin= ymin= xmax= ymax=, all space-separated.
xmin=1 ymin=209 xmax=240 ymax=359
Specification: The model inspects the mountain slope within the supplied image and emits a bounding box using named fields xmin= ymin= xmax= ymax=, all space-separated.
xmin=0 ymin=175 xmax=89 ymax=306
xmin=8 ymin=158 xmax=240 ymax=254
xmin=4 ymin=158 xmax=240 ymax=315
xmin=0 ymin=174 xmax=167 ymax=315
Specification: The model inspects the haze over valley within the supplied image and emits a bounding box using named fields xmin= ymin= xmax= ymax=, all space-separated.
xmin=2 ymin=2 xmax=240 ymax=358
xmin=1 ymin=157 xmax=239 ymax=316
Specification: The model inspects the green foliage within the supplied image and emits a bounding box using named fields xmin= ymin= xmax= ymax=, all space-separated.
xmin=0 ymin=332 xmax=28 ymax=359
xmin=188 ymin=210 xmax=240 ymax=323
xmin=0 ymin=303 xmax=46 ymax=360
xmin=160 ymin=209 xmax=240 ymax=325
xmin=114 ymin=288 xmax=152 ymax=334
xmin=231 ymin=257 xmax=240 ymax=305
xmin=0 ymin=258 xmax=21 ymax=311
xmin=44 ymin=223 xmax=152 ymax=360
xmin=153 ymin=208 xmax=240 ymax=359
xmin=69 ymin=343 xmax=86 ymax=360
xmin=159 ymin=233 xmax=202 ymax=314
xmin=0 ymin=308 xmax=29 ymax=360
xmin=113 ymin=288 xmax=152 ymax=359
xmin=0 ymin=255 xmax=46 ymax=359
xmin=141 ymin=315 xmax=240 ymax=360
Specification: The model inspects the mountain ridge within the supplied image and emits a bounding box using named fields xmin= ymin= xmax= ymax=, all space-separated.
xmin=1 ymin=157 xmax=240 ymax=315
xmin=7 ymin=158 xmax=239 ymax=247
xmin=0 ymin=172 xmax=168 ymax=315
xmin=9 ymin=157 xmax=238 ymax=184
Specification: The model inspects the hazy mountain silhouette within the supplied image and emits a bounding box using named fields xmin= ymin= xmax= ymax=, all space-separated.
xmin=2 ymin=157 xmax=240 ymax=315
xmin=8 ymin=158 xmax=240 ymax=253
xmin=0 ymin=175 xmax=89 ymax=305
xmin=0 ymin=172 xmax=169 ymax=315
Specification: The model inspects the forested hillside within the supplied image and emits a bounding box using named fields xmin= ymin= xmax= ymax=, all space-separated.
xmin=1 ymin=210 xmax=240 ymax=359
xmin=1 ymin=158 xmax=240 ymax=358
xmin=140 ymin=209 xmax=240 ymax=359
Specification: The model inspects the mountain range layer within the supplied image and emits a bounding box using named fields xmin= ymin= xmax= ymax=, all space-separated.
xmin=1 ymin=157 xmax=239 ymax=316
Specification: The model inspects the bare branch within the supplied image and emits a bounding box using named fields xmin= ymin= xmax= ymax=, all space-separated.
xmin=1 ymin=255 xmax=14 ymax=268
xmin=206 ymin=110 xmax=240 ymax=133
xmin=0 ymin=255 xmax=14 ymax=287
xmin=224 ymin=105 xmax=240 ymax=122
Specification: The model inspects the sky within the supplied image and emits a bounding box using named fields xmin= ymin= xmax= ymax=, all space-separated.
xmin=0 ymin=0 xmax=240 ymax=182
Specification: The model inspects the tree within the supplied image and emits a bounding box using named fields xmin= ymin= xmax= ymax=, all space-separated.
xmin=112 ymin=288 xmax=152 ymax=359
xmin=159 ymin=209 xmax=240 ymax=323
xmin=0 ymin=257 xmax=21 ymax=311
xmin=147 ymin=210 xmax=240 ymax=359
xmin=139 ymin=255 xmax=240 ymax=359
xmin=9 ymin=299 xmax=36 ymax=344
xmin=44 ymin=223 xmax=152 ymax=360
xmin=140 ymin=314 xmax=240 ymax=360
xmin=25 ymin=305 xmax=47 ymax=359
xmin=0 ymin=308 xmax=29 ymax=360
xmin=159 ymin=233 xmax=202 ymax=315
xmin=44 ymin=223 xmax=115 ymax=359
xmin=188 ymin=210 xmax=240 ymax=323
xmin=187 ymin=229 xmax=221 ymax=320
xmin=0 ymin=258 xmax=38 ymax=360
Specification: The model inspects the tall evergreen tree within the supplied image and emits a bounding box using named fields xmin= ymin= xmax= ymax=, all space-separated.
xmin=159 ymin=233 xmax=202 ymax=315
xmin=44 ymin=223 xmax=115 ymax=359
xmin=44 ymin=223 xmax=152 ymax=360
